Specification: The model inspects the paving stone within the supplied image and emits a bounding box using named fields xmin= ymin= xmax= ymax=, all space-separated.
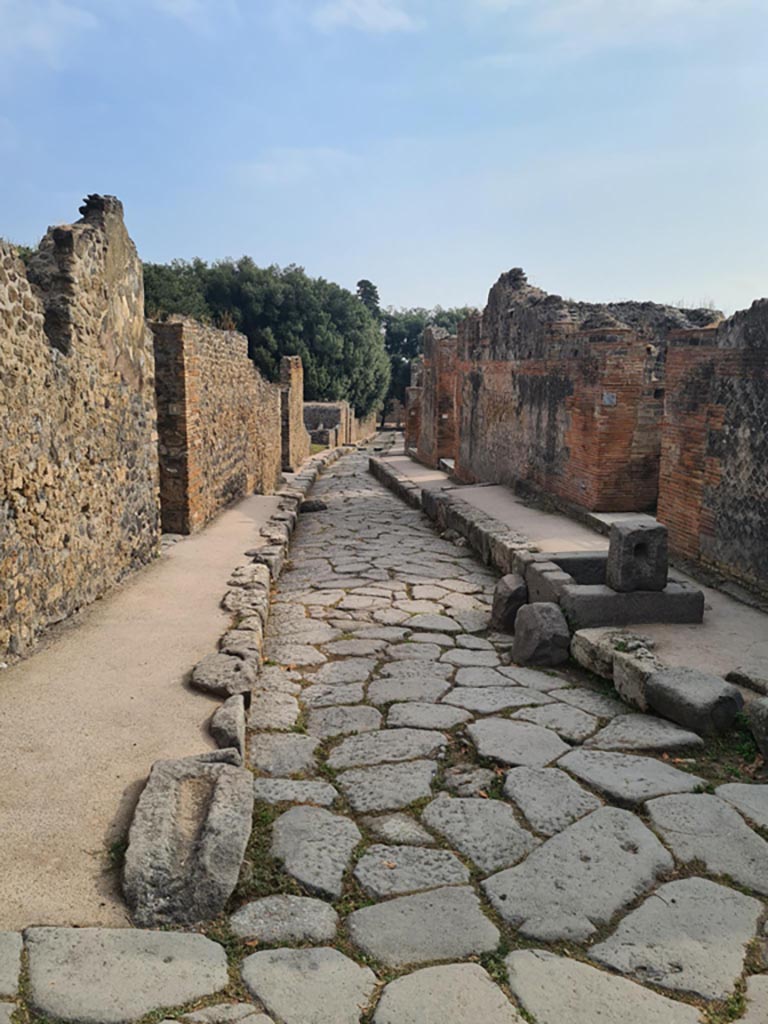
xmin=483 ymin=807 xmax=674 ymax=942
xmin=439 ymin=578 xmax=483 ymax=594
xmin=279 ymin=622 xmax=342 ymax=645
xmin=497 ymin=666 xmax=571 ymax=691
xmin=422 ymin=795 xmax=539 ymax=873
xmin=558 ymin=749 xmax=703 ymax=807
xmin=505 ymin=950 xmax=701 ymax=1024
xmin=25 ymin=928 xmax=229 ymax=1024
xmin=454 ymin=667 xmax=515 ymax=687
xmin=387 ymin=642 xmax=444 ymax=661
xmin=248 ymin=691 xmax=300 ymax=731
xmin=249 ymin=734 xmax=319 ymax=777
xmin=302 ymin=683 xmax=365 ymax=707
xmin=272 ymin=806 xmax=361 ymax=899
xmin=354 ymin=843 xmax=470 ymax=897
xmin=511 ymin=703 xmax=599 ymax=743
xmin=716 ymin=783 xmax=768 ymax=829
xmin=407 ymin=614 xmax=463 ymax=634
xmin=323 ymin=639 xmax=388 ymax=657
xmin=452 ymin=608 xmax=491 ymax=632
xmin=192 ymin=653 xmax=257 ymax=697
xmin=645 ymin=666 xmax=744 ymax=737
xmin=379 ymin=660 xmax=454 ymax=680
xmin=556 ymin=687 xmax=627 ymax=717
xmin=410 ymin=631 xmax=454 ymax=646
xmin=306 ymin=659 xmax=377 ymax=685
xmin=395 ymin=599 xmax=444 ymax=615
xmin=297 ymin=590 xmax=345 ymax=606
xmin=388 ymin=702 xmax=472 ymax=730
xmin=374 ymin=608 xmax=410 ymax=625
xmin=591 ymin=877 xmax=763 ymax=1000
xmin=440 ymin=649 xmax=500 ymax=668
xmin=468 ymin=718 xmax=570 ymax=767
xmin=455 ymin=634 xmax=494 ymax=650
xmin=585 ymin=713 xmax=704 ymax=752
xmin=307 ymin=705 xmax=382 ymax=739
xmin=646 ymin=793 xmax=768 ymax=895
xmin=741 ymin=975 xmax=768 ymax=1024
xmin=230 ymin=895 xmax=339 ymax=944
xmin=327 ymin=728 xmax=447 ymax=769
xmin=444 ymin=687 xmax=553 ymax=714
xmin=360 ymin=813 xmax=435 ymax=846
xmin=443 ymin=764 xmax=496 ymax=797
xmin=0 ymin=1004 xmax=14 ymax=1024
xmin=504 ymin=767 xmax=601 ymax=837
xmin=347 ymin=886 xmax=499 ymax=967
xmin=338 ymin=760 xmax=437 ymax=812
xmin=354 ymin=627 xmax=410 ymax=641
xmin=368 ymin=676 xmax=451 ymax=706
xmin=0 ymin=933 xmax=21 ymax=997
xmin=411 ymin=585 xmax=449 ymax=600
xmin=253 ymin=666 xmax=303 ymax=694
xmin=182 ymin=1004 xmax=271 ymax=1024
xmin=241 ymin=948 xmax=376 ymax=1024
xmin=253 ymin=779 xmax=338 ymax=807
xmin=373 ymin=963 xmax=522 ymax=1024
xmin=265 ymin=643 xmax=327 ymax=667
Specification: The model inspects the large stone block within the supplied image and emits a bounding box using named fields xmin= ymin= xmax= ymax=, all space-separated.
xmin=491 ymin=574 xmax=528 ymax=632
xmin=606 ymin=519 xmax=668 ymax=593
xmin=559 ymin=581 xmax=704 ymax=629
xmin=512 ymin=603 xmax=570 ymax=666
xmin=645 ymin=667 xmax=744 ymax=737
xmin=745 ymin=697 xmax=768 ymax=760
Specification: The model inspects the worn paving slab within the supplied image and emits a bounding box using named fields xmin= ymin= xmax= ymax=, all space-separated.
xmin=741 ymin=975 xmax=768 ymax=1023
xmin=388 ymin=702 xmax=472 ymax=730
xmin=327 ymin=728 xmax=447 ymax=770
xmin=230 ymin=896 xmax=339 ymax=944
xmin=337 ymin=760 xmax=438 ymax=813
xmin=307 ymin=705 xmax=382 ymax=739
xmin=360 ymin=813 xmax=436 ymax=846
xmin=373 ymin=963 xmax=523 ymax=1024
xmin=503 ymin=767 xmax=602 ymax=837
xmin=558 ymin=749 xmax=703 ymax=807
xmin=252 ymin=779 xmax=338 ymax=807
xmin=469 ymin=718 xmax=570 ymax=767
xmin=716 ymin=783 xmax=768 ymax=829
xmin=249 ymin=734 xmax=319 ymax=777
xmin=511 ymin=703 xmax=599 ymax=743
xmin=585 ymin=714 xmax=704 ymax=752
xmin=272 ymin=807 xmax=361 ymax=899
xmin=422 ymin=796 xmax=539 ymax=873
xmin=444 ymin=687 xmax=553 ymax=714
xmin=354 ymin=844 xmax=470 ymax=897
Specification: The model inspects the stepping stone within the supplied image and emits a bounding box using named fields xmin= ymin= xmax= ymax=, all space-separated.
xmin=558 ymin=749 xmax=703 ymax=807
xmin=505 ymin=950 xmax=700 ymax=1024
xmin=585 ymin=714 xmax=704 ymax=752
xmin=388 ymin=643 xmax=444 ymax=661
xmin=557 ymin=688 xmax=627 ymax=718
xmin=338 ymin=761 xmax=438 ymax=812
xmin=469 ymin=718 xmax=570 ymax=767
xmin=422 ymin=796 xmax=539 ymax=873
xmin=230 ymin=895 xmax=339 ymax=944
xmin=323 ymin=639 xmax=387 ymax=657
xmin=591 ymin=877 xmax=763 ymax=1000
xmin=646 ymin=794 xmax=768 ymax=895
xmin=368 ymin=677 xmax=451 ymax=706
xmin=443 ymin=764 xmax=496 ymax=797
xmin=454 ymin=667 xmax=512 ymax=687
xmin=272 ymin=807 xmax=361 ymax=899
xmin=327 ymin=728 xmax=447 ymax=769
xmin=497 ymin=666 xmax=570 ymax=692
xmin=440 ymin=650 xmax=500 ymax=668
xmin=360 ymin=814 xmax=435 ymax=846
xmin=253 ymin=779 xmax=338 ymax=807
xmin=511 ymin=704 xmax=599 ymax=743
xmin=192 ymin=653 xmax=256 ymax=697
xmin=373 ymin=963 xmax=522 ymax=1023
xmin=248 ymin=691 xmax=300 ymax=731
xmin=249 ymin=734 xmax=319 ymax=777
xmin=25 ymin=929 xmax=228 ymax=1024
xmin=265 ymin=643 xmax=327 ymax=667
xmin=742 ymin=975 xmax=768 ymax=1024
xmin=347 ymin=886 xmax=499 ymax=968
xmin=407 ymin=614 xmax=463 ymax=634
xmin=716 ymin=783 xmax=768 ymax=829
xmin=0 ymin=933 xmax=21 ymax=997
xmin=307 ymin=706 xmax=382 ymax=739
xmin=241 ymin=948 xmax=376 ymax=1024
xmin=303 ymin=683 xmax=365 ymax=708
xmin=388 ymin=703 xmax=472 ymax=730
xmin=444 ymin=687 xmax=553 ymax=714
xmin=482 ymin=807 xmax=674 ymax=942
xmin=354 ymin=844 xmax=470 ymax=897
xmin=504 ymin=768 xmax=601 ymax=837
xmin=307 ymin=659 xmax=377 ymax=685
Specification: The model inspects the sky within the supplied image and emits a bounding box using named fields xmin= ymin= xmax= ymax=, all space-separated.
xmin=0 ymin=0 xmax=766 ymax=314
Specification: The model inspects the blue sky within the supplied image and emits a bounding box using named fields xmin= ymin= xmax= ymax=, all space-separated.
xmin=1 ymin=0 xmax=766 ymax=313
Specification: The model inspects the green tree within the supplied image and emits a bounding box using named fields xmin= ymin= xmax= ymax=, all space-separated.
xmin=356 ymin=279 xmax=381 ymax=320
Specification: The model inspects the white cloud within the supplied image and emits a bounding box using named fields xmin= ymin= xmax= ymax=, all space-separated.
xmin=0 ymin=0 xmax=97 ymax=63
xmin=312 ymin=0 xmax=417 ymax=33
xmin=237 ymin=146 xmax=357 ymax=187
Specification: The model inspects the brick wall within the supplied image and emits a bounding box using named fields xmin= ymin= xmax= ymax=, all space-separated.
xmin=415 ymin=328 xmax=458 ymax=468
xmin=405 ymin=387 xmax=422 ymax=450
xmin=152 ymin=319 xmax=282 ymax=534
xmin=0 ymin=196 xmax=160 ymax=660
xmin=280 ymin=356 xmax=311 ymax=472
xmin=658 ymin=303 xmax=768 ymax=597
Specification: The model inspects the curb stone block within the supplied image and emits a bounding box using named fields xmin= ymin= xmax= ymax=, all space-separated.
xmin=645 ymin=666 xmax=744 ymax=736
xmin=0 ymin=933 xmax=21 ymax=997
xmin=511 ymin=603 xmax=570 ymax=667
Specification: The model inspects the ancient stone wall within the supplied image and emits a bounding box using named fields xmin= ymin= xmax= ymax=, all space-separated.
xmin=279 ymin=356 xmax=310 ymax=472
xmin=453 ymin=269 xmax=719 ymax=512
xmin=658 ymin=302 xmax=768 ymax=598
xmin=0 ymin=196 xmax=160 ymax=660
xmin=415 ymin=328 xmax=458 ymax=468
xmin=151 ymin=319 xmax=282 ymax=534
xmin=303 ymin=401 xmax=352 ymax=445
xmin=351 ymin=411 xmax=379 ymax=443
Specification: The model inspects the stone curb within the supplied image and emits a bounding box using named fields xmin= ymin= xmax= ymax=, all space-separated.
xmin=368 ymin=456 xmax=423 ymax=509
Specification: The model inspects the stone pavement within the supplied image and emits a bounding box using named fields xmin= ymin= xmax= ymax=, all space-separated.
xmin=3 ymin=445 xmax=768 ymax=1023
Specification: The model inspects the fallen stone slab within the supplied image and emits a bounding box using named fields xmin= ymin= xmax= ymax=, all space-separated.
xmin=556 ymin=687 xmax=627 ymax=718
xmin=307 ymin=705 xmax=382 ymax=739
xmin=347 ymin=886 xmax=499 ymax=967
xmin=741 ymin=975 xmax=768 ymax=1024
xmin=503 ymin=767 xmax=602 ymax=837
xmin=468 ymin=718 xmax=570 ymax=767
xmin=590 ymin=877 xmax=763 ymax=1000
xmin=512 ymin=603 xmax=570 ymax=667
xmin=210 ymin=695 xmax=246 ymax=757
xmin=241 ymin=947 xmax=376 ymax=1024
xmin=511 ymin=703 xmax=599 ymax=743
xmin=646 ymin=793 xmax=768 ymax=895
xmin=388 ymin=702 xmax=472 ymax=730
xmin=249 ymin=734 xmax=319 ymax=777
xmin=491 ymin=574 xmax=528 ymax=633
xmin=303 ymin=683 xmax=365 ymax=707
xmin=354 ymin=844 xmax=470 ymax=897
xmin=422 ymin=795 xmax=539 ymax=873
xmin=505 ymin=950 xmax=700 ymax=1024
xmin=230 ymin=895 xmax=339 ymax=944
xmin=558 ymin=749 xmax=703 ymax=807
xmin=483 ymin=807 xmax=673 ymax=942
xmin=644 ymin=666 xmax=743 ymax=737
xmin=123 ymin=756 xmax=254 ymax=927
xmin=25 ymin=928 xmax=228 ymax=1024
xmin=444 ymin=687 xmax=553 ymax=714
xmin=272 ymin=806 xmax=361 ymax=899
xmin=338 ymin=760 xmax=438 ymax=812
xmin=327 ymin=728 xmax=447 ymax=770
xmin=0 ymin=933 xmax=21 ymax=997
xmin=368 ymin=676 xmax=451 ymax=706
xmin=192 ymin=653 xmax=257 ymax=697
xmin=248 ymin=691 xmax=300 ymax=731
xmin=373 ymin=963 xmax=522 ymax=1024
xmin=585 ymin=713 xmax=704 ymax=752
xmin=360 ymin=813 xmax=435 ymax=846
xmin=716 ymin=783 xmax=768 ymax=829
xmin=253 ymin=778 xmax=338 ymax=807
